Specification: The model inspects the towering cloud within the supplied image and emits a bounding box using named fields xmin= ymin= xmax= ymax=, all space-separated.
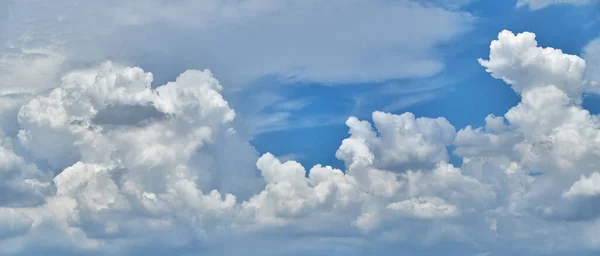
xmin=0 ymin=0 xmax=472 ymax=90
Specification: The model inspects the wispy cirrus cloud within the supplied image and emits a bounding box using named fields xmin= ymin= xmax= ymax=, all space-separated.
xmin=517 ymin=0 xmax=596 ymax=10
xmin=1 ymin=0 xmax=473 ymax=91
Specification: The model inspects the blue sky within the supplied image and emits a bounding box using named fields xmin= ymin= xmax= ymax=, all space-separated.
xmin=4 ymin=0 xmax=600 ymax=255
xmin=251 ymin=0 xmax=600 ymax=169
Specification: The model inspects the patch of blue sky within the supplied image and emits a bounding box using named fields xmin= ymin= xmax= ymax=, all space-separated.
xmin=250 ymin=0 xmax=600 ymax=170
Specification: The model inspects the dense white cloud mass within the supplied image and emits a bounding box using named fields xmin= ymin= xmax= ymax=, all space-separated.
xmin=478 ymin=30 xmax=587 ymax=100
xmin=516 ymin=0 xmax=595 ymax=9
xmin=338 ymin=112 xmax=456 ymax=172
xmin=2 ymin=28 xmax=600 ymax=255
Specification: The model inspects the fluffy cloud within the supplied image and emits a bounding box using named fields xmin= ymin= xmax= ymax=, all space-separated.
xmin=453 ymin=29 xmax=600 ymax=252
xmin=454 ymin=115 xmax=523 ymax=159
xmin=0 ymin=61 xmax=493 ymax=255
xmin=0 ymin=63 xmax=266 ymax=253
xmin=478 ymin=30 xmax=586 ymax=100
xmin=338 ymin=111 xmax=456 ymax=172
xmin=3 ymin=28 xmax=600 ymax=256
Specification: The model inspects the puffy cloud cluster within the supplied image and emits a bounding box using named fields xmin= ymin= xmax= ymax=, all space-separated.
xmin=0 ymin=64 xmax=481 ymax=253
xmin=478 ymin=30 xmax=587 ymax=100
xmin=338 ymin=112 xmax=456 ymax=171
xmin=0 ymin=62 xmax=265 ymax=254
xmin=564 ymin=172 xmax=600 ymax=198
xmin=2 ymin=29 xmax=600 ymax=255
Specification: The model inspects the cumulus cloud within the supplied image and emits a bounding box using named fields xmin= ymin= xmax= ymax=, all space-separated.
xmin=0 ymin=49 xmax=66 ymax=95
xmin=3 ymin=28 xmax=600 ymax=256
xmin=1 ymin=0 xmax=475 ymax=136
xmin=478 ymin=30 xmax=587 ymax=100
xmin=337 ymin=111 xmax=456 ymax=172
xmin=0 ymin=61 xmax=494 ymax=254
xmin=454 ymin=114 xmax=522 ymax=158
xmin=564 ymin=172 xmax=600 ymax=198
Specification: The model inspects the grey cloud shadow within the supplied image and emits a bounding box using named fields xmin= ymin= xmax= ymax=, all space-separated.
xmin=91 ymin=104 xmax=169 ymax=128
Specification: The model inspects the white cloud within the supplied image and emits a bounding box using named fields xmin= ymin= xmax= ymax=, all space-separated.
xmin=337 ymin=111 xmax=456 ymax=173
xmin=563 ymin=172 xmax=600 ymax=198
xmin=386 ymin=197 xmax=458 ymax=219
xmin=583 ymin=37 xmax=600 ymax=91
xmin=454 ymin=114 xmax=522 ymax=158
xmin=478 ymin=30 xmax=586 ymax=101
xmin=0 ymin=48 xmax=66 ymax=95
xmin=0 ymin=61 xmax=495 ymax=254
xmin=516 ymin=0 xmax=595 ymax=10
xmin=0 ymin=0 xmax=472 ymax=92
xmin=4 ymin=27 xmax=600 ymax=255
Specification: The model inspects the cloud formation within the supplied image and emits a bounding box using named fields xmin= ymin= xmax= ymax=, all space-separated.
xmin=1 ymin=0 xmax=477 ymax=138
xmin=517 ymin=0 xmax=595 ymax=9
xmin=0 ymin=29 xmax=600 ymax=255
xmin=0 ymin=0 xmax=472 ymax=92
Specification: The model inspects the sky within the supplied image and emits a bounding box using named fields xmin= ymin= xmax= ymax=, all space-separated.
xmin=2 ymin=0 xmax=600 ymax=255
